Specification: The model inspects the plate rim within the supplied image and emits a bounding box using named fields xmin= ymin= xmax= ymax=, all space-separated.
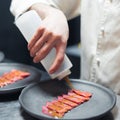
xmin=19 ymin=79 xmax=117 ymax=120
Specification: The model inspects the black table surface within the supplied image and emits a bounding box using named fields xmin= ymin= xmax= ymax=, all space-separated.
xmin=0 ymin=69 xmax=120 ymax=120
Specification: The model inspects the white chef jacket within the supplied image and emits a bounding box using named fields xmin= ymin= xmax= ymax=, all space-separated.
xmin=10 ymin=0 xmax=120 ymax=95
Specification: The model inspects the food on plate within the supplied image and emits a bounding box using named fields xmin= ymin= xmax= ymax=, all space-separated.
xmin=0 ymin=69 xmax=30 ymax=87
xmin=42 ymin=89 xmax=92 ymax=118
xmin=71 ymin=89 xmax=92 ymax=97
xmin=42 ymin=106 xmax=65 ymax=118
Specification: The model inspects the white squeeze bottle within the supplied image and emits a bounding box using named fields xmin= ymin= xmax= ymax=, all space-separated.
xmin=15 ymin=10 xmax=73 ymax=80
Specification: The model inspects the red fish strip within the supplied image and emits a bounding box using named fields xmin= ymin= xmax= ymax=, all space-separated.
xmin=71 ymin=89 xmax=92 ymax=97
xmin=68 ymin=92 xmax=90 ymax=101
xmin=46 ymin=102 xmax=67 ymax=113
xmin=62 ymin=94 xmax=83 ymax=104
xmin=42 ymin=106 xmax=64 ymax=118
xmin=51 ymin=100 xmax=72 ymax=110
xmin=58 ymin=96 xmax=78 ymax=107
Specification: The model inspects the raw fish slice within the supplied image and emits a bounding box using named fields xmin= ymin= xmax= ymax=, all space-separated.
xmin=68 ymin=92 xmax=89 ymax=101
xmin=3 ymin=73 xmax=23 ymax=82
xmin=58 ymin=96 xmax=78 ymax=107
xmin=11 ymin=69 xmax=30 ymax=77
xmin=71 ymin=89 xmax=92 ymax=97
xmin=42 ymin=106 xmax=64 ymax=118
xmin=0 ymin=77 xmax=12 ymax=87
xmin=46 ymin=102 xmax=67 ymax=113
xmin=62 ymin=94 xmax=83 ymax=104
xmin=51 ymin=100 xmax=72 ymax=110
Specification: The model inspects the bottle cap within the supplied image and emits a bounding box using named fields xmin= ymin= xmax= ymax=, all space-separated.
xmin=57 ymin=69 xmax=71 ymax=80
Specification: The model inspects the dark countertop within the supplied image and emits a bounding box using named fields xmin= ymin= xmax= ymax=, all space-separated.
xmin=0 ymin=59 xmax=120 ymax=120
xmin=0 ymin=94 xmax=120 ymax=120
xmin=0 ymin=79 xmax=120 ymax=120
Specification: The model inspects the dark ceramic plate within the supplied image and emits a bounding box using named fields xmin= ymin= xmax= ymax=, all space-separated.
xmin=19 ymin=79 xmax=116 ymax=120
xmin=0 ymin=63 xmax=41 ymax=94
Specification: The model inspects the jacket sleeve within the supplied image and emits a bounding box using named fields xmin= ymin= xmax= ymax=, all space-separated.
xmin=10 ymin=0 xmax=80 ymax=20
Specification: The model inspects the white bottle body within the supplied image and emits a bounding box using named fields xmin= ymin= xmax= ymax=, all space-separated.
xmin=15 ymin=10 xmax=72 ymax=80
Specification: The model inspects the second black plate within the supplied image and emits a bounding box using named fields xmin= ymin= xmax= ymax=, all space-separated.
xmin=19 ymin=79 xmax=116 ymax=120
xmin=0 ymin=63 xmax=42 ymax=94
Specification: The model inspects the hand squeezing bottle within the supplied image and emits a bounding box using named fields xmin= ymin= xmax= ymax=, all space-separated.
xmin=15 ymin=10 xmax=73 ymax=80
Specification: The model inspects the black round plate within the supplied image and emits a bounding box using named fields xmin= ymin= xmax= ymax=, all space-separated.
xmin=0 ymin=63 xmax=41 ymax=94
xmin=19 ymin=79 xmax=116 ymax=120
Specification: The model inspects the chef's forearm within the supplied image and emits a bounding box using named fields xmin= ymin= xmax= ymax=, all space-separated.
xmin=10 ymin=0 xmax=80 ymax=20
xmin=9 ymin=0 xmax=57 ymax=18
xmin=29 ymin=3 xmax=62 ymax=20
